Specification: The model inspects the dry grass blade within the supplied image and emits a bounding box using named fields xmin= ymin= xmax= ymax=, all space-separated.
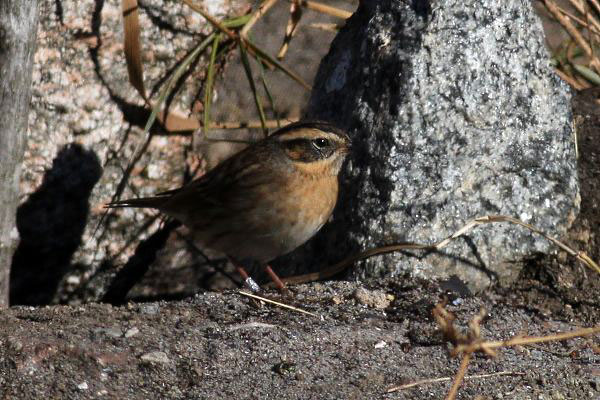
xmin=386 ymin=371 xmax=525 ymax=393
xmin=308 ymin=22 xmax=343 ymax=32
xmin=239 ymin=40 xmax=268 ymax=135
xmin=543 ymin=0 xmax=600 ymax=74
xmin=566 ymin=0 xmax=600 ymax=33
xmin=156 ymin=110 xmax=200 ymax=132
xmin=237 ymin=291 xmax=320 ymax=317
xmin=240 ymin=0 xmax=280 ymax=37
xmin=274 ymin=214 xmax=600 ymax=287
xmin=181 ymin=0 xmax=238 ymax=41
xmin=554 ymin=66 xmax=588 ymax=89
xmin=298 ymin=0 xmax=352 ymax=19
xmin=277 ymin=0 xmax=302 ymax=60
xmin=207 ymin=118 xmax=296 ymax=130
xmin=556 ymin=6 xmax=600 ymax=35
xmin=122 ymin=0 xmax=147 ymax=101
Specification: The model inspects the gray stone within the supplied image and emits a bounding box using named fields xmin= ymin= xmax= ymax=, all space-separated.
xmin=292 ymin=0 xmax=578 ymax=290
xmin=140 ymin=351 xmax=171 ymax=365
xmin=139 ymin=303 xmax=160 ymax=315
xmin=353 ymin=287 xmax=391 ymax=309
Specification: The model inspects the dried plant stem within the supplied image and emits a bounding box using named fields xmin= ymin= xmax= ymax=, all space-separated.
xmin=545 ymin=0 xmax=600 ymax=74
xmin=298 ymin=0 xmax=352 ymax=19
xmin=386 ymin=371 xmax=525 ymax=393
xmin=240 ymin=0 xmax=280 ymax=37
xmin=445 ymin=354 xmax=471 ymax=400
xmin=278 ymin=0 xmax=302 ymax=59
xmin=566 ymin=0 xmax=600 ymax=33
xmin=238 ymin=291 xmax=320 ymax=317
xmin=181 ymin=0 xmax=238 ymax=41
xmin=308 ymin=22 xmax=343 ymax=32
xmin=181 ymin=0 xmax=311 ymax=89
xmin=432 ymin=302 xmax=600 ymax=400
xmin=555 ymin=66 xmax=588 ymax=89
xmin=209 ymin=118 xmax=296 ymax=130
xmin=545 ymin=0 xmax=593 ymax=57
xmin=556 ymin=6 xmax=600 ymax=35
xmin=433 ymin=302 xmax=600 ymax=400
xmin=274 ymin=214 xmax=600 ymax=288
xmin=454 ymin=325 xmax=600 ymax=355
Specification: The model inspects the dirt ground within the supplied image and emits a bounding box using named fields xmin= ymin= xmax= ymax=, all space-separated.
xmin=0 ymin=276 xmax=599 ymax=399
xmin=0 ymin=88 xmax=599 ymax=399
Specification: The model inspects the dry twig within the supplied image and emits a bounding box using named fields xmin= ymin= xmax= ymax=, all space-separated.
xmin=432 ymin=301 xmax=600 ymax=400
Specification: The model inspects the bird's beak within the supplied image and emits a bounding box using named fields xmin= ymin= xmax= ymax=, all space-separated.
xmin=343 ymin=140 xmax=352 ymax=153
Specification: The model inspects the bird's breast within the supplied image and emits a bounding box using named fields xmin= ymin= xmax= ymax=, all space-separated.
xmin=275 ymin=173 xmax=339 ymax=245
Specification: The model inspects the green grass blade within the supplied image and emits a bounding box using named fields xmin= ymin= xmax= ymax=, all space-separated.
xmin=223 ymin=14 xmax=252 ymax=29
xmin=239 ymin=39 xmax=268 ymax=136
xmin=204 ymin=33 xmax=221 ymax=134
xmin=144 ymin=33 xmax=215 ymax=134
xmin=258 ymin=58 xmax=280 ymax=129
xmin=244 ymin=37 xmax=311 ymax=90
xmin=572 ymin=64 xmax=600 ymax=85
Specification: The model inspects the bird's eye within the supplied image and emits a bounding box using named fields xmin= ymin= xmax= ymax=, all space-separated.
xmin=313 ymin=138 xmax=330 ymax=149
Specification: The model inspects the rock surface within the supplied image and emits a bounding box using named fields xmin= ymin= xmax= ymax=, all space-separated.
xmin=297 ymin=0 xmax=579 ymax=291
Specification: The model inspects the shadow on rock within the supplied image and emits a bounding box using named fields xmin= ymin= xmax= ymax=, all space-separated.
xmin=10 ymin=144 xmax=102 ymax=305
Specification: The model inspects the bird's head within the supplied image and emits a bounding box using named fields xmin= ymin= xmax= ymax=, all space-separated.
xmin=271 ymin=121 xmax=351 ymax=177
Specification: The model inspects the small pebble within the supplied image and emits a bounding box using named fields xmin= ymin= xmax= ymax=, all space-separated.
xmin=140 ymin=351 xmax=170 ymax=364
xmin=353 ymin=288 xmax=391 ymax=309
xmin=124 ymin=327 xmax=140 ymax=338
xmin=139 ymin=304 xmax=159 ymax=315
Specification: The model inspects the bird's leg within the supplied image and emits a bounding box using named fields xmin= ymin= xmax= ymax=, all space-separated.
xmin=263 ymin=265 xmax=287 ymax=292
xmin=228 ymin=258 xmax=287 ymax=293
xmin=229 ymin=258 xmax=261 ymax=293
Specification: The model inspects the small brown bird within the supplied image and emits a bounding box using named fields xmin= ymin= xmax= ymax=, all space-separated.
xmin=106 ymin=120 xmax=351 ymax=290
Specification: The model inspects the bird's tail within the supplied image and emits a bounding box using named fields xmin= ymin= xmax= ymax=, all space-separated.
xmin=104 ymin=196 xmax=167 ymax=209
